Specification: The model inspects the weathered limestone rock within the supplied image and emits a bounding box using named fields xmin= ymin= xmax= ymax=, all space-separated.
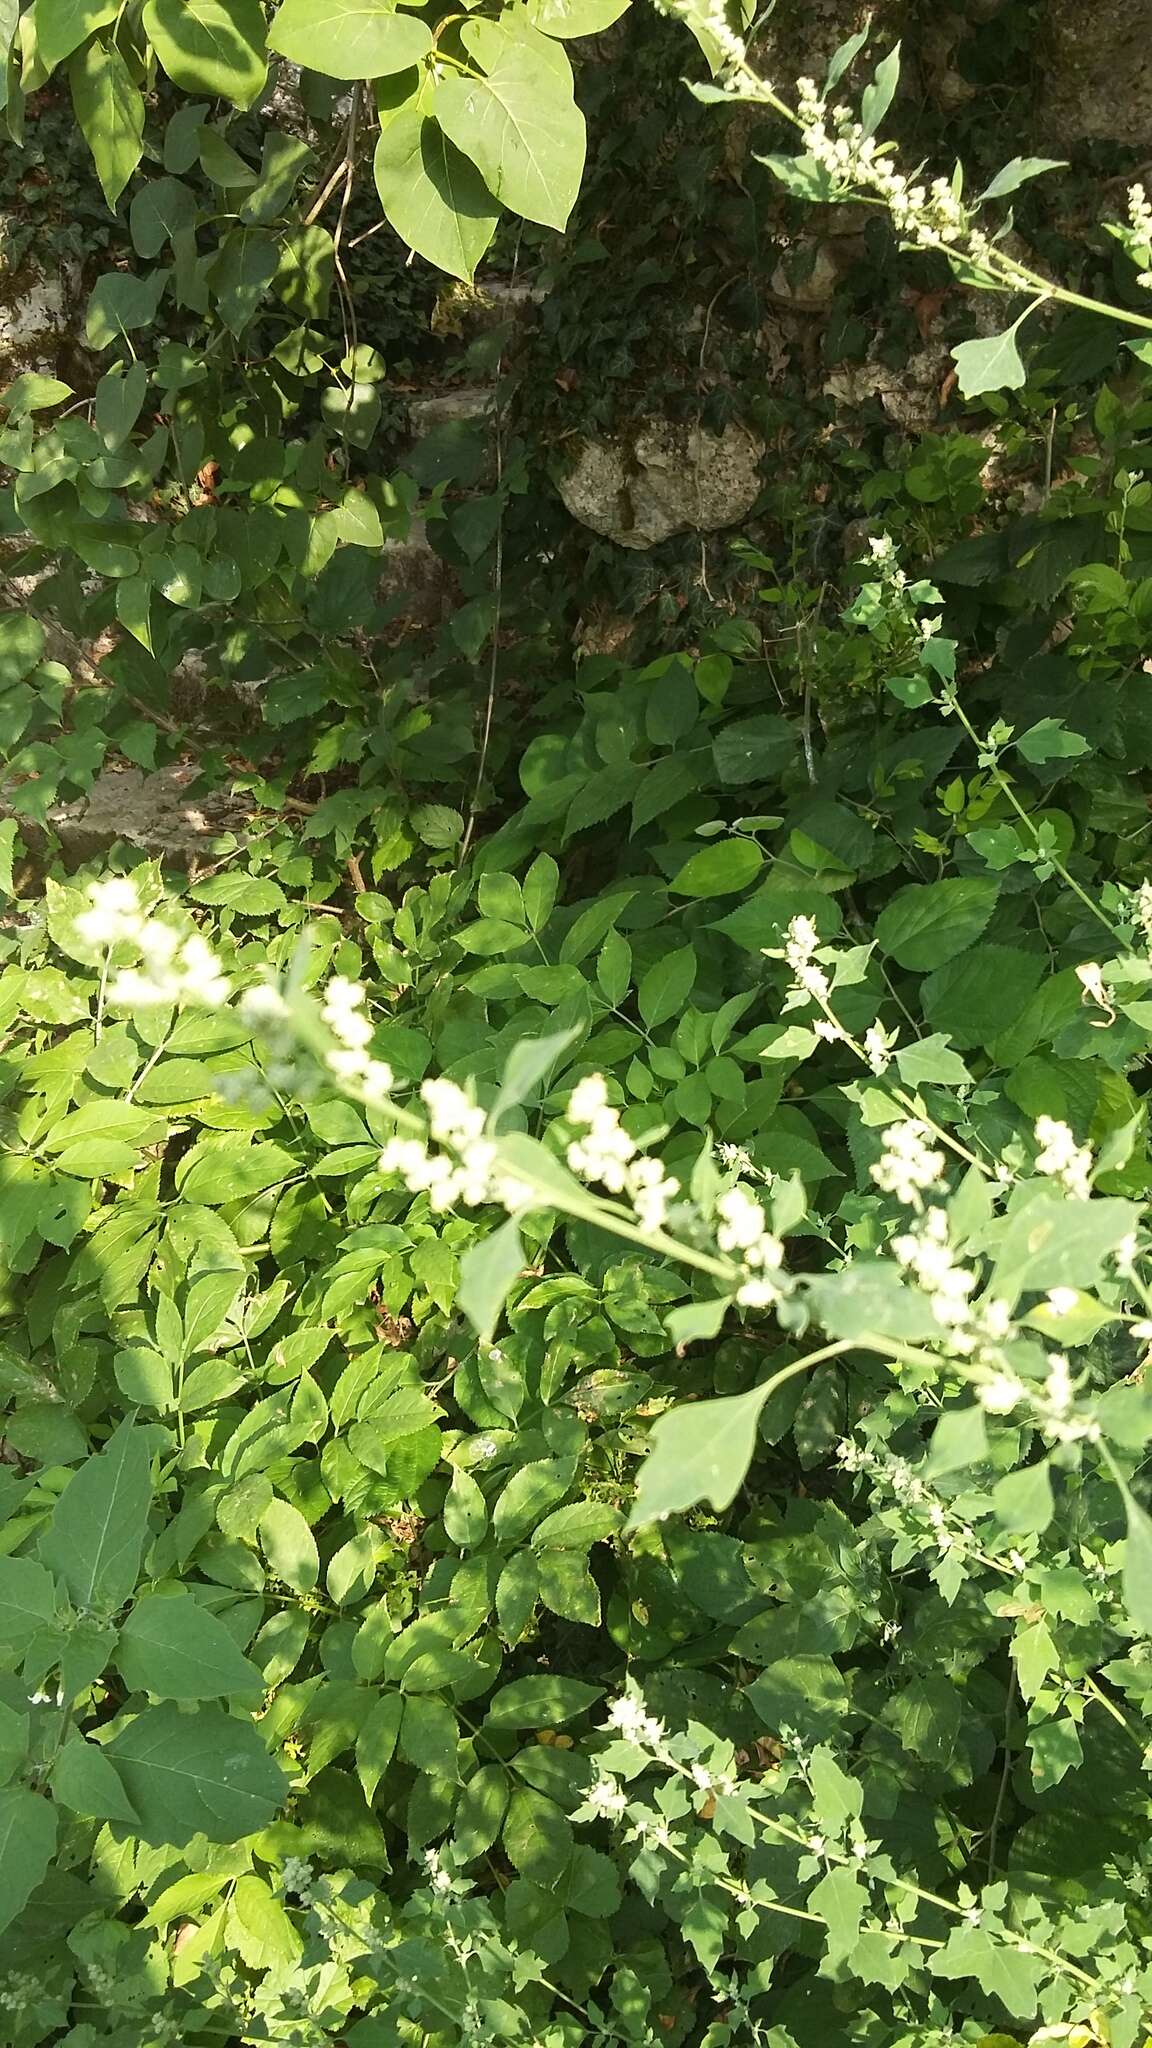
xmin=0 ymin=253 xmax=84 ymax=385
xmin=556 ymin=418 xmax=765 ymax=550
xmin=12 ymin=764 xmax=260 ymax=865
xmin=1041 ymin=0 xmax=1152 ymax=147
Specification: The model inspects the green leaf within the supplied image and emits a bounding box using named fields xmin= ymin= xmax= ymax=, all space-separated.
xmin=69 ymin=37 xmax=144 ymax=206
xmin=115 ymin=1592 xmax=263 ymax=1698
xmin=486 ymin=1675 xmax=602 ymax=1726
xmin=268 ymin=0 xmax=432 ymax=77
xmin=492 ymin=1457 xmax=575 ymax=1547
xmin=108 ymin=1702 xmax=287 ymax=1845
xmin=374 ymin=107 xmax=499 ymax=282
xmin=978 ymin=156 xmax=1065 ymax=201
xmin=859 ymin=41 xmax=900 ymax=136
xmin=922 ymin=944 xmax=1044 ymax=1049
xmin=260 ymin=1498 xmax=320 ymax=1593
xmin=435 ymin=18 xmax=585 ymax=233
xmin=629 ymin=1386 xmax=769 ymax=1527
xmin=1015 ymin=717 xmax=1090 ymax=764
xmin=143 ymin=0 xmax=267 ymax=105
xmin=443 ymin=1465 xmax=488 ymax=1548
xmin=874 ymin=877 xmax=998 ymax=972
xmin=40 ymin=1418 xmax=151 ymax=1617
xmin=991 ymin=1461 xmax=1054 ymax=1536
xmin=637 ymin=944 xmax=697 ymax=1029
xmin=990 ymin=1193 xmax=1139 ymax=1301
xmin=523 ymin=0 xmax=629 ymax=34
xmin=0 ymin=1556 xmax=58 ymax=1654
xmin=52 ymin=1736 xmax=138 ymax=1822
xmin=453 ymin=1762 xmax=509 ymax=1860
xmin=355 ymin=1691 xmax=403 ymax=1805
xmin=0 ymin=1787 xmax=55 ymax=1936
xmin=810 ymin=1863 xmax=866 ymax=1967
xmin=35 ymin=0 xmax=116 ymax=73
xmin=0 ymin=372 xmax=73 ymax=420
xmin=85 ymin=265 xmax=171 ymax=348
xmin=893 ymin=1035 xmax=972 ymax=1089
xmin=95 ymin=360 xmax=150 ymax=449
xmin=952 ymin=318 xmax=1030 ymax=400
xmin=458 ymin=1216 xmax=525 ymax=1341
xmin=670 ymin=838 xmax=764 ymax=899
xmin=1119 ymin=1481 xmax=1152 ymax=1637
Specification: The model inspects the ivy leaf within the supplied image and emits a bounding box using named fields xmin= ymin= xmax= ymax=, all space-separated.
xmin=143 ymin=0 xmax=267 ymax=106
xmin=435 ymin=19 xmax=585 ymax=233
xmin=40 ymin=1418 xmax=151 ymax=1618
xmin=0 ymin=1787 xmax=55 ymax=1936
xmin=628 ymin=1386 xmax=770 ymax=1527
xmin=115 ymin=1592 xmax=264 ymax=1699
xmin=268 ymin=0 xmax=432 ymax=78
xmin=374 ymin=107 xmax=500 ymax=282
xmin=69 ymin=37 xmax=144 ymax=207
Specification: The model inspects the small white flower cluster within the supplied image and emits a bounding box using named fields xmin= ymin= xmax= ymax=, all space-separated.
xmin=1040 ymin=1350 xmax=1100 ymax=1446
xmin=871 ymin=1119 xmax=946 ymax=1206
xmin=892 ymin=1206 xmax=1013 ymax=1356
xmin=565 ymin=1074 xmax=680 ymax=1233
xmin=1033 ymin=1115 xmax=1093 ymax=1201
xmin=605 ymin=1692 xmax=666 ymax=1749
xmin=0 ymin=1977 xmax=38 ymax=2017
xmin=1075 ymin=960 xmax=1116 ymax=1024
xmin=867 ymin=529 xmax=908 ymax=592
xmin=378 ymin=1077 xmax=500 ymax=1213
xmin=794 ymin=79 xmax=989 ymax=263
xmin=320 ymin=976 xmax=394 ymax=1103
xmin=76 ymin=875 xmax=231 ymax=1008
xmin=715 ymin=1184 xmax=789 ymax=1308
xmin=863 ymin=1021 xmax=896 ymax=1075
xmin=1128 ymin=184 xmax=1152 ymax=284
xmin=585 ymin=1774 xmax=628 ymax=1819
xmin=423 ymin=1847 xmax=453 ymax=1894
xmin=784 ymin=914 xmax=831 ymax=1004
xmin=650 ymin=0 xmax=755 ymax=85
xmin=1135 ymin=878 xmax=1152 ymax=945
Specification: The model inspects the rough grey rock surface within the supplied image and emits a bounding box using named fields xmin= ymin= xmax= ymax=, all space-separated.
xmin=1042 ymin=0 xmax=1152 ymax=146
xmin=10 ymin=765 xmax=260 ymax=864
xmin=556 ymin=419 xmax=765 ymax=549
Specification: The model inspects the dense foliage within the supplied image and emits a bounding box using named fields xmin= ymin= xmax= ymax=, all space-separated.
xmin=7 ymin=5 xmax=1152 ymax=2047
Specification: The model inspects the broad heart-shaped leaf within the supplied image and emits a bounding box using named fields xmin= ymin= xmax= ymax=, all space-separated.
xmin=952 ymin=320 xmax=1029 ymax=400
xmin=268 ymin=0 xmax=432 ymax=77
xmin=40 ymin=1418 xmax=151 ymax=1619
xmin=374 ymin=108 xmax=499 ymax=282
xmin=34 ymin=0 xmax=116 ymax=74
xmin=143 ymin=0 xmax=267 ymax=106
xmin=435 ymin=19 xmax=585 ymax=233
xmin=628 ymin=1385 xmax=770 ymax=1527
xmin=0 ymin=1787 xmax=55 ymax=1936
xmin=526 ymin=0 xmax=629 ymax=28
xmin=874 ymin=877 xmax=998 ymax=972
xmin=69 ymin=37 xmax=144 ymax=207
xmin=107 ymin=1702 xmax=287 ymax=1845
xmin=115 ymin=1592 xmax=264 ymax=1699
xmin=989 ymin=1192 xmax=1140 ymax=1304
